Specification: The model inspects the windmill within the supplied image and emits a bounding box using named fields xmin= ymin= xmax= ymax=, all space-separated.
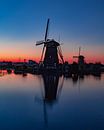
xmin=36 ymin=19 xmax=64 ymax=69
xmin=73 ymin=47 xmax=84 ymax=64
xmin=73 ymin=47 xmax=85 ymax=71
xmin=73 ymin=47 xmax=81 ymax=59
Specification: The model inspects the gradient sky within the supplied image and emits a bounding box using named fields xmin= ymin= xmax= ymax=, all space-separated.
xmin=0 ymin=0 xmax=104 ymax=63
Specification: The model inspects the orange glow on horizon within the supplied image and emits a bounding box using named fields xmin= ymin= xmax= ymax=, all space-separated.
xmin=0 ymin=40 xmax=103 ymax=64
xmin=0 ymin=55 xmax=103 ymax=64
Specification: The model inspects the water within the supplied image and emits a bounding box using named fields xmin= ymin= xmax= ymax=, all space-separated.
xmin=0 ymin=71 xmax=104 ymax=130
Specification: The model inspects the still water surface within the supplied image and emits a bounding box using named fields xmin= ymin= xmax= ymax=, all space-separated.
xmin=0 ymin=71 xmax=104 ymax=130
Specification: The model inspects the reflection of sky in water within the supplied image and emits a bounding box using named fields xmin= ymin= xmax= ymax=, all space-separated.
xmin=0 ymin=72 xmax=104 ymax=130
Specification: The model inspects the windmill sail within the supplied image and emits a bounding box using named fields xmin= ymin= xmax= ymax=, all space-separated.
xmin=45 ymin=18 xmax=50 ymax=41
xmin=36 ymin=40 xmax=45 ymax=46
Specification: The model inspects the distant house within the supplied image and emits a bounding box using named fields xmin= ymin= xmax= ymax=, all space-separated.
xmin=28 ymin=60 xmax=38 ymax=65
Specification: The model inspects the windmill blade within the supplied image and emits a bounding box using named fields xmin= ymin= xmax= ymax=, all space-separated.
xmin=60 ymin=43 xmax=64 ymax=45
xmin=58 ymin=46 xmax=64 ymax=63
xmin=45 ymin=18 xmax=50 ymax=41
xmin=36 ymin=40 xmax=45 ymax=46
xmin=40 ymin=45 xmax=46 ymax=61
xmin=79 ymin=46 xmax=81 ymax=56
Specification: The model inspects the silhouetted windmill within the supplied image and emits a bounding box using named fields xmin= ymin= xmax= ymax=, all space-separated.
xmin=73 ymin=47 xmax=85 ymax=71
xmin=73 ymin=47 xmax=85 ymax=64
xmin=73 ymin=47 xmax=81 ymax=59
xmin=36 ymin=19 xmax=64 ymax=69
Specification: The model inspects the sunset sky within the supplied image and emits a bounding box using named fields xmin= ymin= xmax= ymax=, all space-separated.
xmin=0 ymin=0 xmax=104 ymax=63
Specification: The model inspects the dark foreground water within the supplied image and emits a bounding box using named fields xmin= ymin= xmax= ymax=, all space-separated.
xmin=0 ymin=71 xmax=104 ymax=130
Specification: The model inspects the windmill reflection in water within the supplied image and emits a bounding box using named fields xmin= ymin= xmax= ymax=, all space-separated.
xmin=35 ymin=73 xmax=64 ymax=125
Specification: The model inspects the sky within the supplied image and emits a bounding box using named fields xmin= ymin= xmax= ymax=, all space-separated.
xmin=0 ymin=0 xmax=104 ymax=63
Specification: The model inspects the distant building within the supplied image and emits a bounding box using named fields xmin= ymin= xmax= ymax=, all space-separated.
xmin=28 ymin=60 xmax=38 ymax=65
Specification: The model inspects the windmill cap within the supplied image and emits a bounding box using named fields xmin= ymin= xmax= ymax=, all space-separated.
xmin=45 ymin=39 xmax=60 ymax=46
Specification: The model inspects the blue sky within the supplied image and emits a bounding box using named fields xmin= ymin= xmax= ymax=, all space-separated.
xmin=0 ymin=0 xmax=104 ymax=62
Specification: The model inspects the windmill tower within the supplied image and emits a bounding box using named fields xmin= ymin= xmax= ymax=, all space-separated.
xmin=36 ymin=19 xmax=64 ymax=69
xmin=73 ymin=47 xmax=85 ymax=71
